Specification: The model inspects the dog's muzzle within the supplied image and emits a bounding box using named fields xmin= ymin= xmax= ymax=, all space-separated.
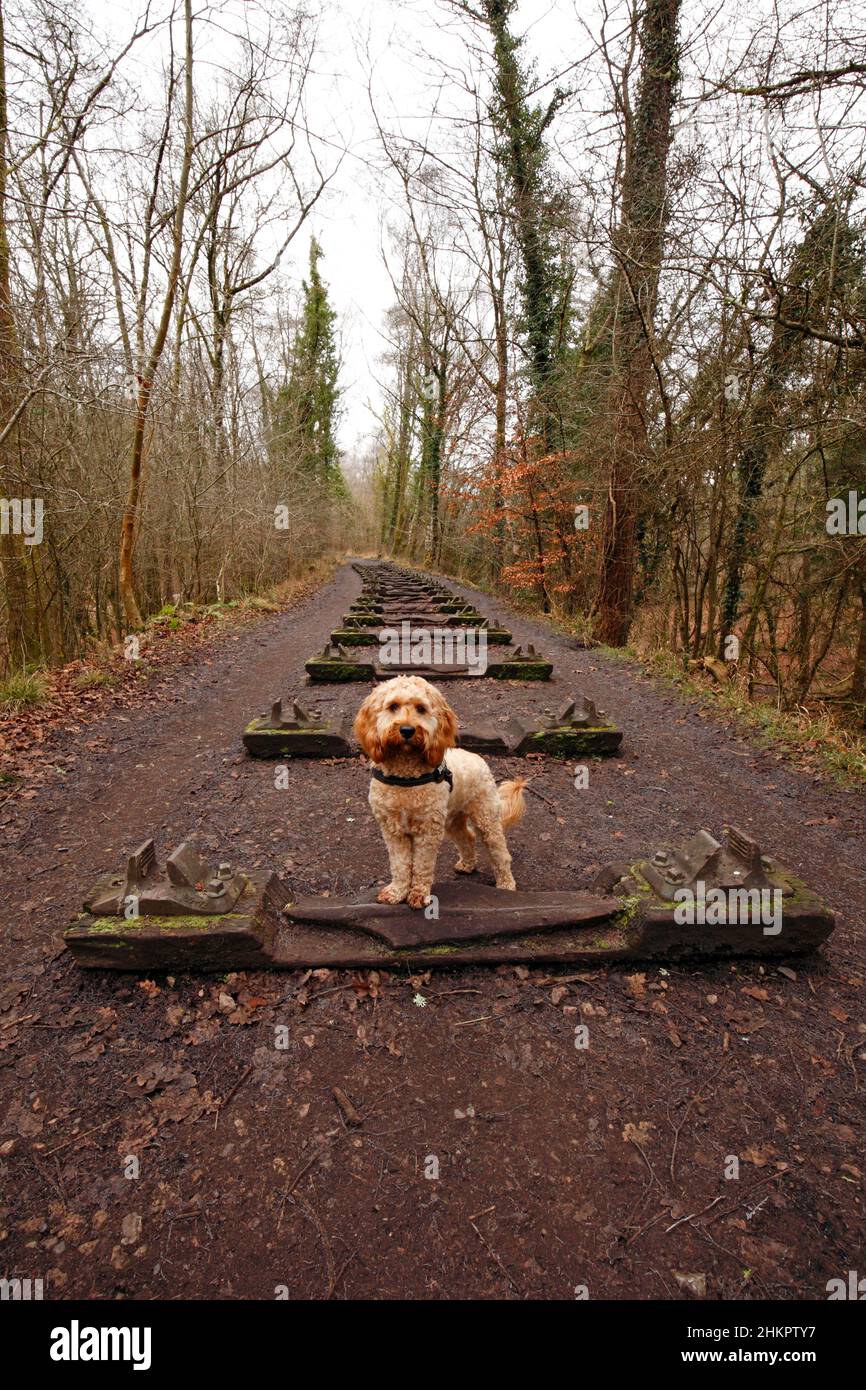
xmin=399 ymin=725 xmax=416 ymax=740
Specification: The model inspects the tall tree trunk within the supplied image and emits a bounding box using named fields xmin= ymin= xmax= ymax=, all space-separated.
xmin=849 ymin=567 xmax=866 ymax=720
xmin=118 ymin=0 xmax=194 ymax=629
xmin=422 ymin=367 xmax=445 ymax=566
xmin=480 ymin=0 xmax=563 ymax=453
xmin=0 ymin=0 xmax=33 ymax=668
xmin=595 ymin=0 xmax=681 ymax=646
xmin=491 ymin=311 xmax=508 ymax=576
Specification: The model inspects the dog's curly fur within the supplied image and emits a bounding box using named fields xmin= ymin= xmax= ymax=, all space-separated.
xmin=353 ymin=675 xmax=526 ymax=908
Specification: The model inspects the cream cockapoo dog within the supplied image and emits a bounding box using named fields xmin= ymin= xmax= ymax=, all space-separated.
xmin=353 ymin=675 xmax=526 ymax=909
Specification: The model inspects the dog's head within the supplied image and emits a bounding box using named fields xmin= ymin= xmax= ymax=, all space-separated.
xmin=353 ymin=676 xmax=458 ymax=768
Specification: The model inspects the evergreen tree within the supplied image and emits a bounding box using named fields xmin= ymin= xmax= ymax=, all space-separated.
xmin=278 ymin=237 xmax=346 ymax=496
xmin=476 ymin=0 xmax=573 ymax=453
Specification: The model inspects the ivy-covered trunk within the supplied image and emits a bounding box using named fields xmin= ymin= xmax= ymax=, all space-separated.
xmin=595 ymin=0 xmax=681 ymax=647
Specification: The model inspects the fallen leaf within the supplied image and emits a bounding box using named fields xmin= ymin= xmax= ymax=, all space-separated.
xmin=674 ymin=1271 xmax=707 ymax=1297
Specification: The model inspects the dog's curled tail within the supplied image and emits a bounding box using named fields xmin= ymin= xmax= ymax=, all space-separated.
xmin=498 ymin=777 xmax=527 ymax=830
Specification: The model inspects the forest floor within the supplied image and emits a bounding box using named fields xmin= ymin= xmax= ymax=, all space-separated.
xmin=1 ymin=559 xmax=864 ymax=1300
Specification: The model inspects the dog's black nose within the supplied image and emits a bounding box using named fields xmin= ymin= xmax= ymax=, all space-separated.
xmin=399 ymin=725 xmax=415 ymax=739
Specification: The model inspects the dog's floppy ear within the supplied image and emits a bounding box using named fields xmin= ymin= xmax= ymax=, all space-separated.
xmin=426 ymin=687 xmax=458 ymax=766
xmin=353 ymin=689 xmax=383 ymax=764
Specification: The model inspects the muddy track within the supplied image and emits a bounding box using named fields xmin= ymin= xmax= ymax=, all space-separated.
xmin=0 ymin=559 xmax=863 ymax=1300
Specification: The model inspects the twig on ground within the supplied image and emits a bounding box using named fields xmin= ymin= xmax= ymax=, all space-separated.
xmin=469 ymin=1217 xmax=523 ymax=1298
xmin=664 ymin=1196 xmax=725 ymax=1233
xmin=214 ymin=1065 xmax=253 ymax=1128
xmin=327 ymin=1247 xmax=358 ymax=1300
xmin=44 ymin=1114 xmax=121 ymax=1156
xmin=524 ymin=783 xmax=559 ymax=814
xmin=333 ymin=1086 xmax=362 ymax=1127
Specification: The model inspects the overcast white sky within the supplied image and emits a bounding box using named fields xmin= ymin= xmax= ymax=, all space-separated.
xmin=87 ymin=0 xmax=593 ymax=451
xmin=290 ymin=0 xmax=585 ymax=452
xmin=81 ymin=0 xmax=866 ymax=456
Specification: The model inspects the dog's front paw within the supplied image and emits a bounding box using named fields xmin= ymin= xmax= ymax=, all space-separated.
xmin=378 ymin=884 xmax=407 ymax=904
xmin=407 ymin=887 xmax=432 ymax=910
xmin=454 ymin=860 xmax=477 ymax=874
xmin=496 ymin=875 xmax=517 ymax=891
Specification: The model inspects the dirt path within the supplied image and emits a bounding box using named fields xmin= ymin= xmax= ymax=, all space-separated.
xmin=1 ymin=560 xmax=864 ymax=1300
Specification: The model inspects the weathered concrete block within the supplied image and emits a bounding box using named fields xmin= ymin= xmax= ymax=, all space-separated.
xmin=487 ymin=645 xmax=553 ymax=680
xmin=66 ymin=842 xmax=284 ymax=970
xmin=342 ymin=611 xmax=383 ymax=626
xmin=65 ymin=904 xmax=279 ymax=971
xmin=305 ymin=643 xmax=375 ymax=682
xmin=596 ymin=826 xmax=835 ymax=962
xmin=330 ymin=628 xmax=381 ymax=646
xmin=243 ymin=699 xmax=354 ymax=758
xmin=65 ymin=828 xmax=834 ymax=972
xmin=508 ymin=697 xmax=622 ymax=755
xmin=457 ymin=725 xmax=511 ymax=754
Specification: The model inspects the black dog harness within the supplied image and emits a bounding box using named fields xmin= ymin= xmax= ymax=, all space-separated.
xmin=371 ymin=762 xmax=453 ymax=792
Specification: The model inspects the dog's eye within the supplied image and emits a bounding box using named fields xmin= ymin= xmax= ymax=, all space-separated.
xmin=388 ymin=702 xmax=399 ymax=712
xmin=415 ymin=704 xmax=427 ymax=714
